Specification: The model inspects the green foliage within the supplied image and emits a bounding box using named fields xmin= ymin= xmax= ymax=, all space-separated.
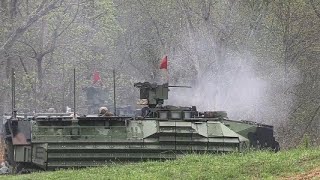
xmin=3 ymin=148 xmax=320 ymax=180
xmin=300 ymin=134 xmax=311 ymax=149
xmin=93 ymin=0 xmax=122 ymax=45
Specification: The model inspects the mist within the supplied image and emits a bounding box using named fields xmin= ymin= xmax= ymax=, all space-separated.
xmin=167 ymin=55 xmax=261 ymax=119
xmin=165 ymin=47 xmax=300 ymax=124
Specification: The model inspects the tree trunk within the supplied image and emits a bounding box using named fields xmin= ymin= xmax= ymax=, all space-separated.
xmin=9 ymin=0 xmax=17 ymax=19
xmin=37 ymin=58 xmax=43 ymax=88
xmin=0 ymin=0 xmax=8 ymax=16
xmin=5 ymin=53 xmax=12 ymax=78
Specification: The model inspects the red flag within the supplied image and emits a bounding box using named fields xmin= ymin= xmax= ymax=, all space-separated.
xmin=160 ymin=56 xmax=168 ymax=69
xmin=93 ymin=70 xmax=101 ymax=84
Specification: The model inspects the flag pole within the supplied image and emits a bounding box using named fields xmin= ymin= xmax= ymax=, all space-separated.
xmin=166 ymin=55 xmax=169 ymax=83
xmin=166 ymin=66 xmax=169 ymax=84
xmin=160 ymin=55 xmax=169 ymax=84
xmin=73 ymin=68 xmax=76 ymax=119
xmin=11 ymin=68 xmax=16 ymax=117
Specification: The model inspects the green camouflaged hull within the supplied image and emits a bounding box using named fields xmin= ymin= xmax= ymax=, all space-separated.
xmin=1 ymin=81 xmax=279 ymax=173
xmin=28 ymin=115 xmax=249 ymax=169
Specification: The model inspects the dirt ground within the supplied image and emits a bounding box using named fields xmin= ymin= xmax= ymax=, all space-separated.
xmin=282 ymin=168 xmax=320 ymax=180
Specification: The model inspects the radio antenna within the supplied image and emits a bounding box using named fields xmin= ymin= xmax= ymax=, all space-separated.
xmin=113 ymin=68 xmax=116 ymax=115
xmin=11 ymin=68 xmax=16 ymax=117
xmin=73 ymin=68 xmax=76 ymax=119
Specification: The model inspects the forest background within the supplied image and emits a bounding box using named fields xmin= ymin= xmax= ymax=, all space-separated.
xmin=0 ymin=0 xmax=319 ymax=148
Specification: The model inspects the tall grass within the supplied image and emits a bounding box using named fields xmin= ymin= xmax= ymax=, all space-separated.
xmin=3 ymin=147 xmax=320 ymax=180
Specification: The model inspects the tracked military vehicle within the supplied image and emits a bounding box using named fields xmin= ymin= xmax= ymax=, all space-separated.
xmin=1 ymin=79 xmax=279 ymax=174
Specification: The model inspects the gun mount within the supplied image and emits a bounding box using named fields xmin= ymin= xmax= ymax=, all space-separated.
xmin=134 ymin=82 xmax=191 ymax=108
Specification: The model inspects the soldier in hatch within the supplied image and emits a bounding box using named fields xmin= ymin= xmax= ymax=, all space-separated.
xmin=83 ymin=70 xmax=108 ymax=114
xmin=99 ymin=107 xmax=113 ymax=116
xmin=141 ymin=105 xmax=150 ymax=117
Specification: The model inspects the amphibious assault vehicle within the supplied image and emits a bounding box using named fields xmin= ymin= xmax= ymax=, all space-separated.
xmin=0 ymin=74 xmax=279 ymax=174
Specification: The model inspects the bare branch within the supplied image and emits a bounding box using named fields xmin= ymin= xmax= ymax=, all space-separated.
xmin=301 ymin=105 xmax=320 ymax=140
xmin=56 ymin=0 xmax=80 ymax=37
xmin=137 ymin=0 xmax=165 ymax=49
xmin=18 ymin=56 xmax=28 ymax=74
xmin=310 ymin=0 xmax=320 ymax=19
xmin=17 ymin=40 xmax=37 ymax=58
xmin=0 ymin=0 xmax=64 ymax=54
xmin=35 ymin=0 xmax=48 ymax=13
xmin=37 ymin=0 xmax=79 ymax=60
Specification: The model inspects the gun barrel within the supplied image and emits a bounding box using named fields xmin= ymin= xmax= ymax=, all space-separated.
xmin=168 ymin=85 xmax=192 ymax=88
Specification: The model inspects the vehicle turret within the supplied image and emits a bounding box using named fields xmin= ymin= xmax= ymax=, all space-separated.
xmin=134 ymin=82 xmax=191 ymax=108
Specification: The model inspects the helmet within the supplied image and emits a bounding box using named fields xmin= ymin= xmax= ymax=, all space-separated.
xmin=99 ymin=107 xmax=108 ymax=114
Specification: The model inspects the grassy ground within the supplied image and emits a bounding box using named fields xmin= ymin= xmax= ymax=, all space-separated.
xmin=2 ymin=147 xmax=320 ymax=180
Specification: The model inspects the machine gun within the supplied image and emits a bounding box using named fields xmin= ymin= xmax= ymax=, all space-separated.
xmin=134 ymin=82 xmax=191 ymax=108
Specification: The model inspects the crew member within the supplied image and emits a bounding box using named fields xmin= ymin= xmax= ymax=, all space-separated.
xmin=99 ymin=107 xmax=113 ymax=116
